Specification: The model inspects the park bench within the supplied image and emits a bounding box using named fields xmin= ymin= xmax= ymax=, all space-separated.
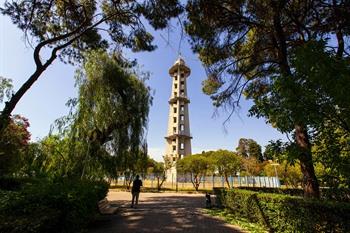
xmin=98 ymin=198 xmax=118 ymax=215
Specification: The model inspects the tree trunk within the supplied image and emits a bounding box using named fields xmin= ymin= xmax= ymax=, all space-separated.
xmin=224 ymin=175 xmax=231 ymax=188
xmin=157 ymin=177 xmax=160 ymax=191
xmin=0 ymin=59 xmax=56 ymax=133
xmin=193 ymin=176 xmax=200 ymax=191
xmin=295 ymin=124 xmax=320 ymax=198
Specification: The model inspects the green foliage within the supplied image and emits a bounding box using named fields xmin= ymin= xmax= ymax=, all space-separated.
xmin=0 ymin=76 xmax=13 ymax=103
xmin=248 ymin=41 xmax=350 ymax=133
xmin=263 ymin=140 xmax=287 ymax=162
xmin=209 ymin=150 xmax=241 ymax=188
xmin=205 ymin=208 xmax=267 ymax=233
xmin=236 ymin=138 xmax=263 ymax=161
xmin=0 ymin=178 xmax=108 ymax=233
xmin=0 ymin=0 xmax=182 ymax=133
xmin=49 ymin=50 xmax=152 ymax=179
xmin=264 ymin=161 xmax=302 ymax=188
xmin=312 ymin=124 xmax=350 ymax=189
xmin=0 ymin=115 xmax=31 ymax=176
xmin=1 ymin=0 xmax=183 ymax=63
xmin=147 ymin=158 xmax=169 ymax=191
xmin=185 ymin=0 xmax=350 ymax=198
xmin=240 ymin=157 xmax=263 ymax=176
xmin=177 ymin=153 xmax=211 ymax=191
xmin=215 ymin=189 xmax=350 ymax=233
xmin=202 ymin=75 xmax=223 ymax=96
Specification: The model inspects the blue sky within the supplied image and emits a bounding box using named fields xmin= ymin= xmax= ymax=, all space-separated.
xmin=0 ymin=11 xmax=286 ymax=161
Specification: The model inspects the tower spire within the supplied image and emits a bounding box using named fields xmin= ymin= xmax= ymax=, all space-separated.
xmin=164 ymin=58 xmax=192 ymax=182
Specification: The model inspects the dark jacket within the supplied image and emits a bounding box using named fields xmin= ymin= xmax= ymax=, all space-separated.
xmin=132 ymin=179 xmax=142 ymax=192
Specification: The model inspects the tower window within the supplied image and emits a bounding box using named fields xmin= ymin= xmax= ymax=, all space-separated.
xmin=172 ymin=138 xmax=176 ymax=142
xmin=180 ymin=143 xmax=184 ymax=150
xmin=173 ymin=145 xmax=176 ymax=150
xmin=174 ymin=92 xmax=177 ymax=96
xmin=174 ymin=84 xmax=178 ymax=89
xmin=173 ymin=117 xmax=177 ymax=123
xmin=174 ymin=107 xmax=177 ymax=113
xmin=173 ymin=127 xmax=176 ymax=133
xmin=175 ymin=76 xmax=178 ymax=81
xmin=180 ymin=124 xmax=184 ymax=131
xmin=180 ymin=105 xmax=184 ymax=112
xmin=173 ymin=157 xmax=176 ymax=161
xmin=180 ymin=90 xmax=185 ymax=96
xmin=181 ymin=73 xmax=184 ymax=78
xmin=180 ymin=115 xmax=184 ymax=121
xmin=181 ymin=84 xmax=185 ymax=89
xmin=181 ymin=81 xmax=184 ymax=85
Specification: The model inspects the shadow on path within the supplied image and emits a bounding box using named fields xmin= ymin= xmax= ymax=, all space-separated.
xmin=88 ymin=192 xmax=243 ymax=233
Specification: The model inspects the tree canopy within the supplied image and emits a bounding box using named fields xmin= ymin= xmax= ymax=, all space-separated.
xmin=236 ymin=138 xmax=263 ymax=161
xmin=184 ymin=0 xmax=350 ymax=198
xmin=177 ymin=153 xmax=211 ymax=191
xmin=209 ymin=150 xmax=241 ymax=188
xmin=0 ymin=0 xmax=183 ymax=130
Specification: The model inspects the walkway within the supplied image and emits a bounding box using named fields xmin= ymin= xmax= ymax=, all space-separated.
xmin=88 ymin=191 xmax=244 ymax=233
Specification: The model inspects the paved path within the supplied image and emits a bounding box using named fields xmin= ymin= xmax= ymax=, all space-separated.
xmin=88 ymin=191 xmax=244 ymax=233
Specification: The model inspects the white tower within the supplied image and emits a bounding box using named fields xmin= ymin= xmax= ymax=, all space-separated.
xmin=164 ymin=57 xmax=192 ymax=181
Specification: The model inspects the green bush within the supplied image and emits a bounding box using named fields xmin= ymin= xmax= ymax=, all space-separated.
xmin=236 ymin=187 xmax=304 ymax=197
xmin=0 ymin=176 xmax=23 ymax=191
xmin=215 ymin=189 xmax=350 ymax=233
xmin=0 ymin=178 xmax=108 ymax=233
xmin=236 ymin=186 xmax=350 ymax=202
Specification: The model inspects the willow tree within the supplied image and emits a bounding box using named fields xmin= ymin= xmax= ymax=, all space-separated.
xmin=0 ymin=0 xmax=182 ymax=131
xmin=55 ymin=50 xmax=152 ymax=179
xmin=185 ymin=0 xmax=350 ymax=198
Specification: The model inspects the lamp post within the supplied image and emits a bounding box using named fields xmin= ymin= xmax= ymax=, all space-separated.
xmin=270 ymin=162 xmax=280 ymax=187
xmin=271 ymin=163 xmax=279 ymax=178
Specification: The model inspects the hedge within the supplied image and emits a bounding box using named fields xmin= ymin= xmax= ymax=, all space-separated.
xmin=214 ymin=188 xmax=350 ymax=233
xmin=236 ymin=187 xmax=350 ymax=202
xmin=0 ymin=178 xmax=108 ymax=233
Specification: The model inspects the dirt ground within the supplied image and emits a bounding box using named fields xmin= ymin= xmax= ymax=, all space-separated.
xmin=88 ymin=190 xmax=244 ymax=233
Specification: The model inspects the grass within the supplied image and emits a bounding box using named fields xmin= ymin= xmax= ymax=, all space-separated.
xmin=204 ymin=208 xmax=268 ymax=233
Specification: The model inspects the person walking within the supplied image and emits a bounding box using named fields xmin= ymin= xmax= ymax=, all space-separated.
xmin=131 ymin=175 xmax=143 ymax=208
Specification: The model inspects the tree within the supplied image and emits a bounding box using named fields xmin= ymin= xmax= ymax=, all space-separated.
xmin=241 ymin=157 xmax=263 ymax=177
xmin=50 ymin=50 xmax=152 ymax=180
xmin=0 ymin=114 xmax=31 ymax=176
xmin=18 ymin=135 xmax=71 ymax=178
xmin=236 ymin=138 xmax=250 ymax=157
xmin=176 ymin=154 xmax=211 ymax=191
xmin=0 ymin=76 xmax=13 ymax=104
xmin=210 ymin=150 xmax=241 ymax=188
xmin=0 ymin=0 xmax=183 ymax=131
xmin=0 ymin=78 xmax=29 ymax=174
xmin=312 ymin=123 xmax=350 ymax=189
xmin=148 ymin=157 xmax=172 ymax=191
xmin=263 ymin=140 xmax=285 ymax=161
xmin=236 ymin=138 xmax=263 ymax=161
xmin=264 ymin=161 xmax=302 ymax=188
xmin=185 ymin=0 xmax=350 ymax=198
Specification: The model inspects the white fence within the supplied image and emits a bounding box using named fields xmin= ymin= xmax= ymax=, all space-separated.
xmin=136 ymin=175 xmax=281 ymax=190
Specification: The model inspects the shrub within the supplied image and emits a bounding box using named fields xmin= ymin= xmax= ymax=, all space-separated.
xmin=215 ymin=189 xmax=350 ymax=232
xmin=0 ymin=178 xmax=108 ymax=233
xmin=236 ymin=186 xmax=350 ymax=202
xmin=236 ymin=187 xmax=304 ymax=197
xmin=0 ymin=176 xmax=23 ymax=191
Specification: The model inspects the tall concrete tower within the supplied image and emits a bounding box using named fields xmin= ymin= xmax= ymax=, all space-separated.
xmin=164 ymin=57 xmax=192 ymax=181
